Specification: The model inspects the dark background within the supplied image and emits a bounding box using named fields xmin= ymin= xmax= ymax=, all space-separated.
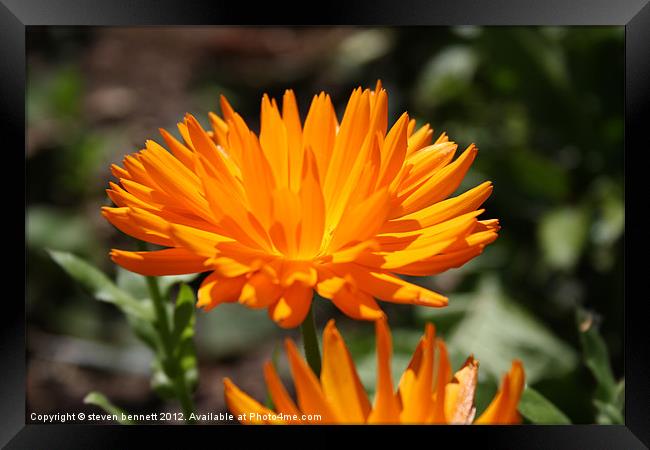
xmin=25 ymin=26 xmax=624 ymax=423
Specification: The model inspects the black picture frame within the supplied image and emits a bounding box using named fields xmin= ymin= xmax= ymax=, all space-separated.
xmin=6 ymin=0 xmax=648 ymax=447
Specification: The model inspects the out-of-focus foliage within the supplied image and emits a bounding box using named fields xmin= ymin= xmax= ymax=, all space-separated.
xmin=83 ymin=392 xmax=133 ymax=424
xmin=577 ymin=308 xmax=625 ymax=424
xmin=49 ymin=250 xmax=155 ymax=322
xmin=50 ymin=250 xmax=200 ymax=418
xmin=519 ymin=387 xmax=572 ymax=424
xmin=26 ymin=26 xmax=623 ymax=423
xmin=441 ymin=276 xmax=577 ymax=384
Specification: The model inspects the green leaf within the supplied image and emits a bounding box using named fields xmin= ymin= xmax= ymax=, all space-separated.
xmin=171 ymin=284 xmax=198 ymax=392
xmin=151 ymin=358 xmax=176 ymax=400
xmin=27 ymin=64 xmax=81 ymax=121
xmin=414 ymin=45 xmax=479 ymax=110
xmin=448 ymin=276 xmax=577 ymax=383
xmin=160 ymin=274 xmax=200 ymax=294
xmin=177 ymin=338 xmax=198 ymax=392
xmin=126 ymin=314 xmax=159 ymax=351
xmin=116 ymin=267 xmax=198 ymax=301
xmin=613 ymin=380 xmax=625 ymax=411
xmin=172 ymin=283 xmax=195 ymax=344
xmin=83 ymin=391 xmax=134 ymax=424
xmin=538 ymin=207 xmax=589 ymax=271
xmin=510 ymin=149 xmax=569 ymax=201
xmin=48 ymin=250 xmax=154 ymax=321
xmin=591 ymin=182 xmax=624 ymax=247
xmin=590 ymin=180 xmax=624 ymax=271
xmin=515 ymin=28 xmax=570 ymax=90
xmin=577 ymin=309 xmax=617 ymax=399
xmin=150 ymin=343 xmax=197 ymax=400
xmin=148 ymin=283 xmax=198 ymax=401
xmin=48 ymin=251 xmax=160 ymax=355
xmin=115 ymin=268 xmax=150 ymax=301
xmin=414 ymin=292 xmax=474 ymax=334
xmin=577 ymin=308 xmax=623 ymax=424
xmin=335 ymin=29 xmax=394 ymax=71
xmin=594 ymin=400 xmax=624 ymax=425
xmin=519 ymin=387 xmax=571 ymax=424
xmin=27 ymin=207 xmax=99 ymax=257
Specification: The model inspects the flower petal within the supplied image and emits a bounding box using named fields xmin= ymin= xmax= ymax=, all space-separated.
xmin=159 ymin=127 xmax=195 ymax=169
xmin=400 ymin=141 xmax=457 ymax=194
xmin=263 ymin=361 xmax=302 ymax=420
xmin=285 ymin=338 xmax=338 ymax=422
xmin=185 ymin=114 xmax=241 ymax=185
xmin=270 ymin=188 xmax=302 ymax=257
xmin=315 ymin=267 xmax=384 ymax=321
xmin=383 ymin=181 xmax=493 ymax=233
xmin=475 ymin=360 xmax=525 ymax=424
xmin=268 ymin=282 xmax=313 ymax=328
xmin=398 ymin=144 xmax=478 ymax=215
xmin=167 ymin=222 xmax=232 ymax=258
xmin=207 ymin=112 xmax=230 ymax=156
xmin=389 ymin=245 xmax=488 ymax=277
xmin=327 ymin=239 xmax=379 ymax=264
xmin=406 ymin=124 xmax=433 ymax=155
xmin=327 ymin=188 xmax=391 ymax=253
xmin=102 ymin=207 xmax=173 ymax=247
xmin=377 ymin=112 xmax=409 ymax=188
xmin=431 ymin=338 xmax=452 ymax=423
xmin=106 ymin=181 xmax=160 ymax=213
xmin=322 ymin=88 xmax=370 ymax=207
xmin=398 ymin=323 xmax=435 ymax=423
xmin=340 ymin=264 xmax=448 ymax=307
xmin=444 ymin=356 xmax=479 ymax=424
xmin=320 ymin=320 xmax=371 ymax=423
xmin=223 ymin=378 xmax=284 ymax=424
xmin=303 ymin=92 xmax=337 ymax=179
xmin=197 ymin=272 xmax=246 ymax=311
xmin=333 ymin=286 xmax=385 ymax=321
xmin=239 ymin=270 xmax=282 ymax=308
xmin=110 ymin=248 xmax=208 ymax=276
xmin=368 ymin=318 xmax=401 ymax=424
xmin=282 ymin=89 xmax=304 ymax=192
xmin=137 ymin=142 xmax=212 ymax=218
xmin=297 ymin=148 xmax=326 ymax=258
xmin=260 ymin=94 xmax=289 ymax=188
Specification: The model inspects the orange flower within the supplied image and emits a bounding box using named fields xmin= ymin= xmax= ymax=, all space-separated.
xmin=224 ymin=319 xmax=525 ymax=424
xmin=103 ymin=82 xmax=499 ymax=327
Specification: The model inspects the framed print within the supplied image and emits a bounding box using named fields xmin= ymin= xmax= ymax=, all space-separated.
xmin=4 ymin=0 xmax=649 ymax=447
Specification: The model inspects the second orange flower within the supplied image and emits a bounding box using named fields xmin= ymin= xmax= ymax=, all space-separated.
xmin=224 ymin=319 xmax=525 ymax=424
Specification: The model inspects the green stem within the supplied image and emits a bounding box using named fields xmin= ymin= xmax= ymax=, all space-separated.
xmin=300 ymin=304 xmax=322 ymax=376
xmin=141 ymin=245 xmax=196 ymax=424
xmin=145 ymin=275 xmax=172 ymax=349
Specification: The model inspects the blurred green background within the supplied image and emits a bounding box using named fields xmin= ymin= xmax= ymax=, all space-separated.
xmin=26 ymin=26 xmax=624 ymax=423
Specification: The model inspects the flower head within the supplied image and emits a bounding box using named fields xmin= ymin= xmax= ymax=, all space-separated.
xmin=224 ymin=318 xmax=525 ymax=424
xmin=103 ymin=81 xmax=499 ymax=327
